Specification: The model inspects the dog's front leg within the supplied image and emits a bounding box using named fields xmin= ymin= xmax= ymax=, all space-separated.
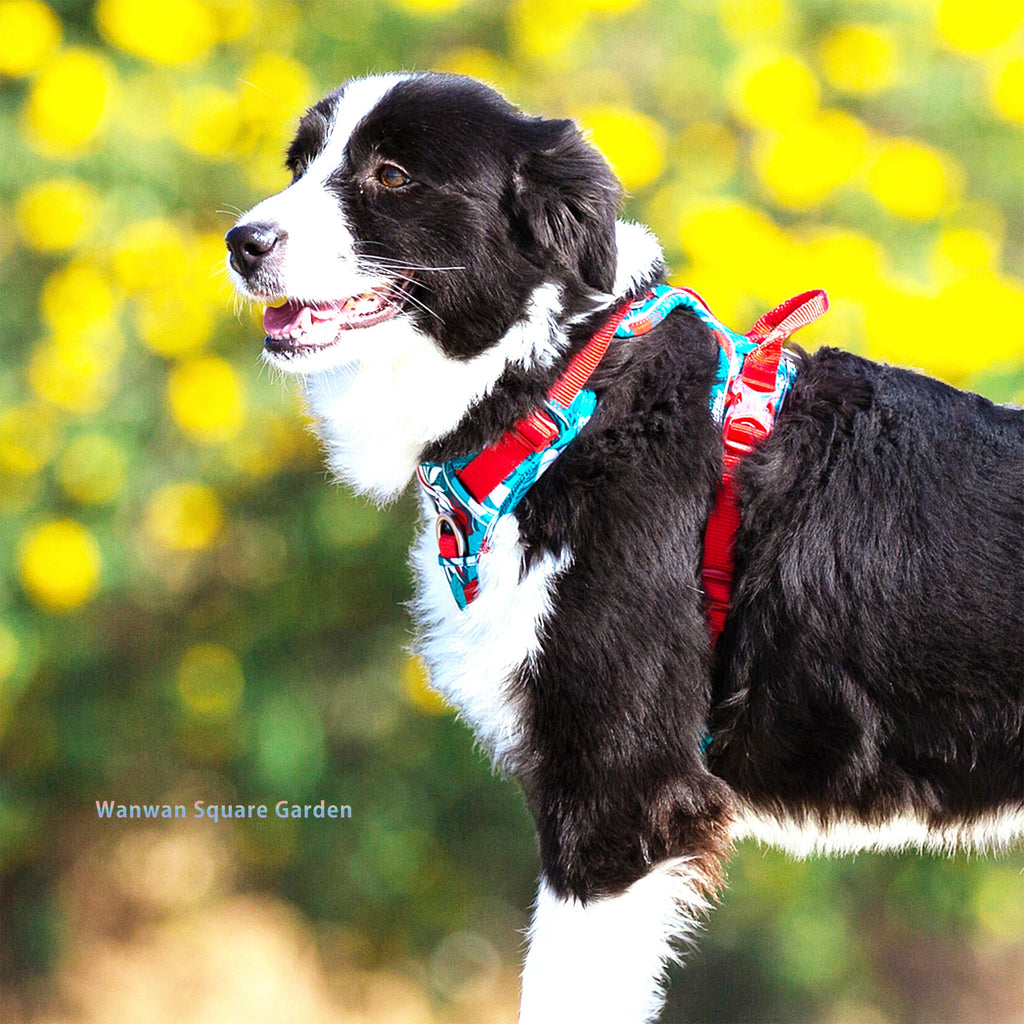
xmin=518 ymin=858 xmax=710 ymax=1024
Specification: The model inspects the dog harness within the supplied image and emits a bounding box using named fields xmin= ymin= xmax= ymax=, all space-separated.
xmin=416 ymin=286 xmax=828 ymax=644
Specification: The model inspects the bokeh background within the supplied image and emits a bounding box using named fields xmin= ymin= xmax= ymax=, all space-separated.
xmin=1 ymin=0 xmax=1023 ymax=1021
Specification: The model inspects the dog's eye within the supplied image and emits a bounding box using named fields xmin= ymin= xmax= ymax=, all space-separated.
xmin=377 ymin=164 xmax=410 ymax=189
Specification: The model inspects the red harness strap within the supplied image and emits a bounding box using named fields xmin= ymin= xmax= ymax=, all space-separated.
xmin=702 ymin=289 xmax=829 ymax=647
xmin=458 ymin=303 xmax=631 ymax=502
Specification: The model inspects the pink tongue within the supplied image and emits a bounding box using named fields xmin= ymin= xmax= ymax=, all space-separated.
xmin=264 ymin=299 xmax=310 ymax=335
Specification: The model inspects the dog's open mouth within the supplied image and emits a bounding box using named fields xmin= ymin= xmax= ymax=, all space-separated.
xmin=262 ymin=285 xmax=406 ymax=355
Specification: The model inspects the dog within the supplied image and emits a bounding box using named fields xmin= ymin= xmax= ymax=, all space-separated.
xmin=225 ymin=72 xmax=1024 ymax=1023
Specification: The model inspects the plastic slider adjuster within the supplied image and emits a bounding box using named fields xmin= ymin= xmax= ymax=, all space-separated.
xmin=722 ymin=417 xmax=767 ymax=459
xmin=512 ymin=409 xmax=559 ymax=451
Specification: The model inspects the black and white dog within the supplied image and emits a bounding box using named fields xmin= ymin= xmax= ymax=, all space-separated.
xmin=226 ymin=72 xmax=1024 ymax=1022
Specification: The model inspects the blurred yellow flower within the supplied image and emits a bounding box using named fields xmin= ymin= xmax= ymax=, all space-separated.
xmin=28 ymin=329 xmax=123 ymax=414
xmin=402 ymin=655 xmax=450 ymax=715
xmin=19 ymin=519 xmax=102 ymax=612
xmin=113 ymin=218 xmax=189 ymax=293
xmin=867 ymin=137 xmax=963 ymax=222
xmin=717 ymin=0 xmax=793 ymax=44
xmin=172 ymin=84 xmax=240 ymax=159
xmin=145 ymin=481 xmax=224 ymax=551
xmin=987 ymin=56 xmax=1024 ymax=123
xmin=0 ymin=403 xmax=61 ymax=475
xmin=936 ymin=0 xmax=1023 ymax=55
xmin=508 ymin=0 xmax=588 ymax=65
xmin=135 ymin=290 xmax=215 ymax=357
xmin=15 ymin=178 xmax=100 ymax=252
xmin=40 ymin=259 xmax=117 ymax=336
xmin=56 ymin=433 xmax=128 ymax=505
xmin=226 ymin=411 xmax=304 ymax=478
xmin=753 ymin=109 xmax=869 ymax=210
xmin=727 ymin=50 xmax=820 ymax=130
xmin=207 ymin=0 xmax=253 ymax=40
xmin=177 ymin=643 xmax=245 ymax=718
xmin=867 ymin=272 xmax=1024 ymax=382
xmin=439 ymin=47 xmax=520 ymax=97
xmin=0 ymin=0 xmax=61 ymax=77
xmin=95 ymin=0 xmax=217 ymax=66
xmin=819 ymin=24 xmax=899 ymax=95
xmin=167 ymin=356 xmax=245 ymax=444
xmin=577 ymin=105 xmax=667 ymax=190
xmin=22 ymin=47 xmax=116 ymax=155
xmin=931 ymin=226 xmax=1000 ymax=284
xmin=239 ymin=52 xmax=312 ymax=126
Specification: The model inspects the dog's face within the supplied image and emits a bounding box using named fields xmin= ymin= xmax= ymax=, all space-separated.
xmin=226 ymin=73 xmax=621 ymax=374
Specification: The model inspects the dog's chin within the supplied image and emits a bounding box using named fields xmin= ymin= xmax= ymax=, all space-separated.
xmin=259 ymin=286 xmax=408 ymax=374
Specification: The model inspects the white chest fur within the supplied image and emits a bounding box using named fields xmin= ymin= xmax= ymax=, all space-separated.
xmin=410 ymin=507 xmax=569 ymax=769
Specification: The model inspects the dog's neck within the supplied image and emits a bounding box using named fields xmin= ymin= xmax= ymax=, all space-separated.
xmin=301 ymin=221 xmax=663 ymax=504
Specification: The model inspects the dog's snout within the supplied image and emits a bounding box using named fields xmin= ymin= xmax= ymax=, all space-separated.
xmin=226 ymin=223 xmax=283 ymax=276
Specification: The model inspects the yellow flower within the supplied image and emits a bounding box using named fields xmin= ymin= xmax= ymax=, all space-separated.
xmin=238 ymin=52 xmax=312 ymax=127
xmin=438 ymin=47 xmax=520 ymax=97
xmin=19 ymin=519 xmax=102 ymax=612
xmin=40 ymin=259 xmax=117 ymax=336
xmin=819 ymin=24 xmax=899 ymax=95
xmin=866 ymin=273 xmax=1024 ymax=383
xmin=113 ymin=218 xmax=189 ymax=293
xmin=172 ymin=84 xmax=240 ymax=159
xmin=177 ymin=644 xmax=245 ymax=718
xmin=95 ymin=0 xmax=217 ymax=66
xmin=0 ymin=0 xmax=61 ymax=77
xmin=15 ymin=178 xmax=100 ymax=252
xmin=145 ymin=481 xmax=223 ymax=551
xmin=0 ymin=402 xmax=61 ymax=475
xmin=28 ymin=329 xmax=123 ymax=414
xmin=726 ymin=50 xmax=820 ymax=130
xmin=22 ymin=47 xmax=116 ymax=155
xmin=866 ymin=137 xmax=962 ymax=222
xmin=987 ymin=56 xmax=1024 ymax=123
xmin=167 ymin=356 xmax=245 ymax=444
xmin=508 ymin=0 xmax=589 ymax=66
xmin=402 ymin=655 xmax=451 ymax=715
xmin=56 ymin=433 xmax=127 ymax=505
xmin=134 ymin=289 xmax=214 ymax=357
xmin=576 ymin=105 xmax=667 ymax=191
xmin=753 ymin=109 xmax=869 ymax=210
xmin=931 ymin=226 xmax=1000 ymax=284
xmin=936 ymin=0 xmax=1023 ymax=55
xmin=207 ymin=0 xmax=253 ymax=41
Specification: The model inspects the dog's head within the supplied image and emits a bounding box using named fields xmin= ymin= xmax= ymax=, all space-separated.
xmin=226 ymin=72 xmax=624 ymax=374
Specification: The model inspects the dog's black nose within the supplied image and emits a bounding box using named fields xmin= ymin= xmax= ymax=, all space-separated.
xmin=226 ymin=223 xmax=282 ymax=276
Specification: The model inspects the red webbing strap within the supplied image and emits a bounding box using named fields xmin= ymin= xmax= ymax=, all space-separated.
xmin=458 ymin=302 xmax=631 ymax=502
xmin=747 ymin=289 xmax=829 ymax=343
xmin=702 ymin=289 xmax=828 ymax=648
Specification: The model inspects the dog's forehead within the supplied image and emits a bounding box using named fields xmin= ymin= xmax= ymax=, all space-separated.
xmin=292 ymin=73 xmax=522 ymax=177
xmin=288 ymin=74 xmax=412 ymax=176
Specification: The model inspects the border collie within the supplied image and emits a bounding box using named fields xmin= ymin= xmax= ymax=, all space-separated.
xmin=226 ymin=72 xmax=1024 ymax=1023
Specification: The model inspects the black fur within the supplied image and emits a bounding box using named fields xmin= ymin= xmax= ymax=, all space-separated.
xmin=235 ymin=71 xmax=1024 ymax=966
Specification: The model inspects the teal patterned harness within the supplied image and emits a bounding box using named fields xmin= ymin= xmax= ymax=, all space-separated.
xmin=416 ymin=285 xmax=800 ymax=610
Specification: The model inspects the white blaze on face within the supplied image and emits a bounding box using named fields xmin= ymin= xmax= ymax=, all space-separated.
xmin=227 ymin=74 xmax=411 ymax=304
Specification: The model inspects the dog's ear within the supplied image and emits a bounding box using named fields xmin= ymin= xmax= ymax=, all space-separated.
xmin=511 ymin=118 xmax=622 ymax=294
